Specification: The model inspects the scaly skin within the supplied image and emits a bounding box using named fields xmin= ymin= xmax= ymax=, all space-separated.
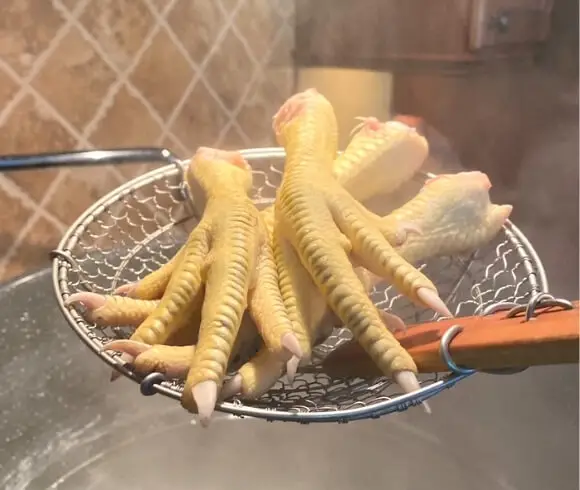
xmin=69 ymin=115 xmax=431 ymax=401
xmin=65 ymin=292 xmax=158 ymax=327
xmin=115 ymin=249 xmax=184 ymax=300
xmin=100 ymin=311 xmax=260 ymax=380
xmin=79 ymin=171 xmax=510 ymax=402
xmin=96 ymin=117 xmax=429 ymax=400
xmin=173 ymin=148 xmax=262 ymax=426
xmin=116 ymin=115 xmax=426 ymax=303
xmin=336 ymin=116 xmax=428 ymax=203
xmin=323 ymin=172 xmax=513 ymax=372
xmin=71 ymin=147 xmax=262 ymax=426
xmin=104 ymin=117 xmax=427 ymax=355
xmin=271 ymin=89 xmax=452 ymax=396
xmin=228 ymin=115 xmax=430 ymax=396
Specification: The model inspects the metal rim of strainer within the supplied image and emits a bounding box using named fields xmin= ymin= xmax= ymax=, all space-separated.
xmin=51 ymin=147 xmax=549 ymax=423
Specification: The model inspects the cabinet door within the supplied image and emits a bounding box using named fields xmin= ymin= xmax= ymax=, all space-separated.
xmin=469 ymin=0 xmax=554 ymax=49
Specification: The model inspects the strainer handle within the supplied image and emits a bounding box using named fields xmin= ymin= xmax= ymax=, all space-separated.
xmin=0 ymin=147 xmax=180 ymax=172
xmin=322 ymin=297 xmax=578 ymax=377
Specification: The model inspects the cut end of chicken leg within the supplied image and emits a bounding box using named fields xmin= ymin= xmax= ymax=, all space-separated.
xmin=192 ymin=380 xmax=218 ymax=428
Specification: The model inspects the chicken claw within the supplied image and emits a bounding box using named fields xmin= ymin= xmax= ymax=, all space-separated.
xmin=227 ymin=114 xmax=430 ymax=397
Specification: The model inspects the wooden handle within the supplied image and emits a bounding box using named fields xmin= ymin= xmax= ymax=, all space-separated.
xmin=322 ymin=302 xmax=579 ymax=378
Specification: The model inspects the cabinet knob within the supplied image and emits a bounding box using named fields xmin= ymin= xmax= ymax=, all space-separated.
xmin=489 ymin=12 xmax=510 ymax=33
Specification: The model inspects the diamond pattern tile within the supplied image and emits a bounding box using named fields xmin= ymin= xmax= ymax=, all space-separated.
xmin=170 ymin=79 xmax=229 ymax=151
xmin=128 ymin=28 xmax=194 ymax=119
xmin=0 ymin=0 xmax=66 ymax=77
xmin=2 ymin=215 xmax=62 ymax=280
xmin=234 ymin=0 xmax=280 ymax=63
xmin=266 ymin=24 xmax=294 ymax=68
xmin=0 ymin=0 xmax=295 ymax=281
xmin=236 ymin=72 xmax=284 ymax=146
xmin=89 ymin=84 xmax=163 ymax=148
xmin=31 ymin=27 xmax=117 ymax=130
xmin=45 ymin=167 xmax=122 ymax=225
xmin=0 ymin=182 xmax=35 ymax=256
xmin=1 ymin=94 xmax=76 ymax=202
xmin=148 ymin=0 xmax=172 ymax=14
xmin=0 ymin=67 xmax=19 ymax=107
xmin=59 ymin=0 xmax=85 ymax=13
xmin=166 ymin=0 xmax=226 ymax=65
xmin=204 ymin=30 xmax=256 ymax=111
xmin=220 ymin=124 xmax=248 ymax=150
xmin=79 ymin=0 xmax=156 ymax=72
xmin=271 ymin=0 xmax=295 ymax=19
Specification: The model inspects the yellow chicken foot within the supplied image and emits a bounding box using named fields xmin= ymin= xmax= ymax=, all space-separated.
xmin=176 ymin=148 xmax=262 ymax=426
xmin=339 ymin=116 xmax=428 ymax=203
xmin=383 ymin=171 xmax=513 ymax=264
xmin=101 ymin=340 xmax=195 ymax=379
xmin=101 ymin=311 xmax=260 ymax=382
xmin=272 ymin=89 xmax=452 ymax=397
xmin=106 ymin=116 xmax=428 ymax=365
xmin=223 ymin=115 xmax=430 ymax=398
xmin=220 ymin=266 xmax=396 ymax=401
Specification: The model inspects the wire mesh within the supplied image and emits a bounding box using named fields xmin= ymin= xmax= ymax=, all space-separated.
xmin=52 ymin=147 xmax=548 ymax=423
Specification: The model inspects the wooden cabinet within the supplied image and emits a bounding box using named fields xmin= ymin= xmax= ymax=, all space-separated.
xmin=294 ymin=0 xmax=554 ymax=69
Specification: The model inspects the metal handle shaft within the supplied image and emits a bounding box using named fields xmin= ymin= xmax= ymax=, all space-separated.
xmin=0 ymin=147 xmax=180 ymax=172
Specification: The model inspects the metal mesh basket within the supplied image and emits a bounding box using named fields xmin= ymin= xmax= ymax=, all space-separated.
xmin=52 ymin=147 xmax=549 ymax=423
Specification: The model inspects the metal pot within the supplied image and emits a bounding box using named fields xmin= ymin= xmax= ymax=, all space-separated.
xmin=0 ymin=269 xmax=577 ymax=489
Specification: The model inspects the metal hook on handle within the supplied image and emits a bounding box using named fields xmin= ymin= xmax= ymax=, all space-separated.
xmin=439 ymin=325 xmax=477 ymax=376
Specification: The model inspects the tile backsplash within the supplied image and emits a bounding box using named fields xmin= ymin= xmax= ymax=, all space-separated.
xmin=0 ymin=0 xmax=295 ymax=282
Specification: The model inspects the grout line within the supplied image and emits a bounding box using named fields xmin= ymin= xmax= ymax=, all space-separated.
xmin=19 ymin=0 xmax=87 ymax=85
xmin=0 ymin=84 xmax=28 ymax=127
xmin=0 ymin=0 xmax=295 ymax=275
xmin=222 ymin=19 xmax=292 ymax=145
xmin=0 ymin=214 xmax=44 ymax=277
xmin=0 ymin=175 xmax=67 ymax=232
xmin=53 ymin=0 xmax=175 ymax=142
xmin=0 ymin=0 xmax=91 ymax=270
xmin=0 ymin=0 xmax=86 ymax=127
xmin=0 ymin=175 xmax=67 ymax=277
xmin=151 ymin=0 xmax=245 ymax=145
xmin=227 ymin=9 xmax=261 ymax=70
